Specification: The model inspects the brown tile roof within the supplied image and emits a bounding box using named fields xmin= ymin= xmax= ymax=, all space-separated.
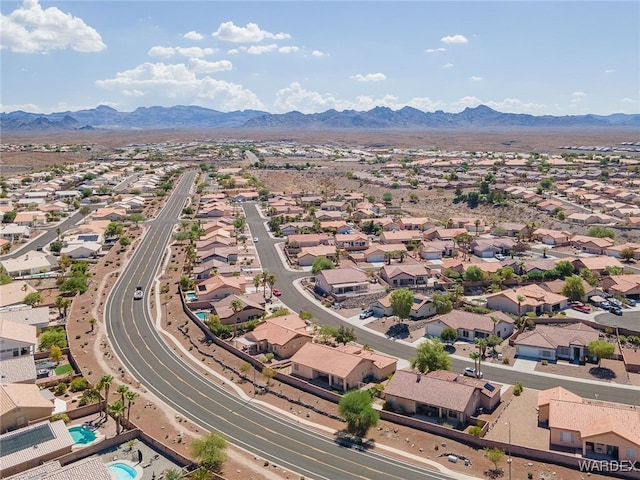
xmin=290 ymin=343 xmax=369 ymax=377
xmin=317 ymin=267 xmax=368 ymax=285
xmin=0 ymin=319 xmax=36 ymax=345
xmin=515 ymin=322 xmax=599 ymax=349
xmin=0 ymin=383 xmax=53 ymax=416
xmin=537 ymin=386 xmax=582 ymax=407
xmin=336 ymin=345 xmax=397 ymax=370
xmin=432 ymin=310 xmax=513 ymax=332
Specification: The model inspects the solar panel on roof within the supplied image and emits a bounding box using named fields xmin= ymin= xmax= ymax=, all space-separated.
xmin=0 ymin=424 xmax=55 ymax=457
xmin=484 ymin=383 xmax=495 ymax=392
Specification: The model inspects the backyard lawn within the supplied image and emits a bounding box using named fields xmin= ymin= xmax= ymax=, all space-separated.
xmin=54 ymin=364 xmax=73 ymax=375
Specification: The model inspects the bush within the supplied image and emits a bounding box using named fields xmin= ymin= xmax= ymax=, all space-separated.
xmin=541 ymin=359 xmax=548 ymax=366
xmin=69 ymin=377 xmax=89 ymax=392
xmin=513 ymin=382 xmax=524 ymax=396
xmin=502 ymin=356 xmax=510 ymax=365
xmin=55 ymin=382 xmax=67 ymax=395
xmin=468 ymin=425 xmax=482 ymax=437
xmin=50 ymin=413 xmax=70 ymax=424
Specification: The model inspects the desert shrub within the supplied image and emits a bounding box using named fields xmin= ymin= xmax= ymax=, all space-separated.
xmin=513 ymin=381 xmax=524 ymax=396
xmin=55 ymin=382 xmax=67 ymax=395
xmin=469 ymin=425 xmax=482 ymax=437
xmin=69 ymin=377 xmax=89 ymax=392
xmin=50 ymin=413 xmax=70 ymax=424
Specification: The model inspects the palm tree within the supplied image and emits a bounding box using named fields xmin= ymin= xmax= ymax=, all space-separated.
xmin=107 ymin=400 xmax=125 ymax=435
xmin=398 ymin=250 xmax=406 ymax=263
xmin=475 ymin=219 xmax=481 ymax=237
xmin=89 ymin=318 xmax=97 ymax=332
xmin=265 ymin=273 xmax=276 ymax=298
xmin=54 ymin=296 xmax=66 ymax=317
xmin=516 ymin=295 xmax=525 ymax=328
xmin=469 ymin=351 xmax=480 ymax=373
xmin=230 ymin=299 xmax=243 ymax=338
xmin=125 ymin=390 xmax=139 ymax=425
xmin=384 ymin=251 xmax=394 ymax=265
xmin=116 ymin=384 xmax=129 ymax=404
xmin=96 ymin=375 xmax=114 ymax=419
xmin=253 ymin=274 xmax=261 ymax=294
xmin=490 ymin=316 xmax=499 ymax=336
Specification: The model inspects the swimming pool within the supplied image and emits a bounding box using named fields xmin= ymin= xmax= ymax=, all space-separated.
xmin=195 ymin=311 xmax=208 ymax=320
xmin=67 ymin=425 xmax=97 ymax=445
xmin=107 ymin=462 xmax=143 ymax=480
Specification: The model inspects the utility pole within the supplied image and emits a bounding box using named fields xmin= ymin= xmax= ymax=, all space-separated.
xmin=505 ymin=421 xmax=512 ymax=480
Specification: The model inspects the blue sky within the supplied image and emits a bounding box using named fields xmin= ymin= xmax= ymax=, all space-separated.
xmin=1 ymin=1 xmax=638 ymax=115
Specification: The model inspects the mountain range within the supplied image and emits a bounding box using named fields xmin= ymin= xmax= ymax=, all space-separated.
xmin=2 ymin=104 xmax=639 ymax=131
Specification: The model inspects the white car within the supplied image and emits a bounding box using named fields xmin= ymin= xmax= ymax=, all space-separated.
xmin=253 ymin=237 xmax=259 ymax=242
xmin=463 ymin=367 xmax=483 ymax=378
xmin=359 ymin=309 xmax=374 ymax=319
xmin=134 ymin=290 xmax=143 ymax=300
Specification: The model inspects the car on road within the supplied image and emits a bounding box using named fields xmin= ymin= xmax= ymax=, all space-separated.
xmin=609 ymin=306 xmax=623 ymax=316
xmin=134 ymin=289 xmax=144 ymax=300
xmin=253 ymin=237 xmax=259 ymax=242
xmin=359 ymin=309 xmax=374 ymax=319
xmin=272 ymin=288 xmax=281 ymax=297
xmin=463 ymin=367 xmax=483 ymax=378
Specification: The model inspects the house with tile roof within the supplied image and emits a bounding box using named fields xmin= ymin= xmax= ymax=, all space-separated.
xmin=369 ymin=293 xmax=436 ymax=320
xmin=296 ymin=245 xmax=337 ymax=267
xmin=423 ymin=310 xmax=514 ymax=341
xmin=600 ymin=274 xmax=640 ymax=297
xmin=0 ymin=252 xmax=55 ymax=278
xmin=604 ymin=242 xmax=640 ymax=260
xmin=514 ymin=322 xmax=599 ymax=362
xmin=334 ymin=233 xmax=369 ymax=251
xmin=532 ymin=228 xmax=572 ymax=246
xmin=0 ymin=282 xmax=38 ymax=309
xmin=486 ymin=284 xmax=568 ymax=316
xmin=290 ymin=342 xmax=395 ymax=391
xmin=210 ymin=293 xmax=265 ymax=325
xmin=0 ymin=383 xmax=54 ymax=433
xmin=241 ymin=313 xmax=312 ymax=358
xmin=383 ymin=369 xmax=502 ymax=424
xmin=314 ymin=267 xmax=369 ymax=298
xmin=537 ymin=387 xmax=640 ymax=461
xmin=0 ymin=319 xmax=36 ymax=361
xmin=194 ymin=275 xmax=245 ymax=302
xmin=379 ymin=263 xmax=430 ymax=287
xmin=570 ymin=235 xmax=615 ymax=255
xmin=572 ymin=255 xmax=624 ymax=276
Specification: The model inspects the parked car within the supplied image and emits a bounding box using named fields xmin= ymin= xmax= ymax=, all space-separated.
xmin=359 ymin=309 xmax=374 ymax=319
xmin=610 ymin=306 xmax=623 ymax=316
xmin=272 ymin=288 xmax=281 ymax=297
xmin=608 ymin=298 xmax=622 ymax=307
xmin=571 ymin=302 xmax=591 ymax=313
xmin=626 ymin=298 xmax=637 ymax=307
xmin=494 ymin=253 xmax=506 ymax=261
xmin=463 ymin=367 xmax=483 ymax=378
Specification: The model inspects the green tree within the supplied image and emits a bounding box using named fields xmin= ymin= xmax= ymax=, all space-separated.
xmin=125 ymin=390 xmax=139 ymax=424
xmin=382 ymin=192 xmax=393 ymax=204
xmin=179 ymin=276 xmax=195 ymax=291
xmin=620 ymin=246 xmax=637 ymax=262
xmin=129 ymin=213 xmax=146 ymax=225
xmin=603 ymin=265 xmax=624 ymax=276
xmin=24 ymin=291 xmax=43 ymax=306
xmin=588 ymin=339 xmax=615 ymax=366
xmin=39 ymin=327 xmax=68 ymax=350
xmin=335 ymin=325 xmax=356 ymax=345
xmin=161 ymin=469 xmax=184 ymax=480
xmin=440 ymin=326 xmax=458 ymax=344
xmin=59 ymin=276 xmax=89 ymax=294
xmin=411 ymin=338 xmax=451 ymax=373
xmin=484 ymin=447 xmax=505 ymax=473
xmin=119 ymin=236 xmax=131 ymax=247
xmin=555 ymin=260 xmax=575 ymax=278
xmin=463 ymin=265 xmax=485 ymax=282
xmin=49 ymin=241 xmax=63 ymax=253
xmin=311 ymin=256 xmax=334 ymax=274
xmin=562 ymin=275 xmax=586 ymax=302
xmin=50 ymin=345 xmax=63 ymax=364
xmin=338 ymin=390 xmax=379 ymax=438
xmin=390 ymin=288 xmax=414 ymax=321
xmin=432 ymin=292 xmax=453 ymax=315
xmin=192 ymin=432 xmax=228 ymax=473
xmin=107 ymin=400 xmax=125 ymax=435
xmin=105 ymin=221 xmax=124 ymax=237
xmin=96 ymin=374 xmax=114 ymax=419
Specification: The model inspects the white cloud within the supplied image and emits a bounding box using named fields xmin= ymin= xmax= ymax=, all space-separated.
xmin=311 ymin=50 xmax=328 ymax=57
xmin=425 ymin=47 xmax=446 ymax=53
xmin=350 ymin=73 xmax=386 ymax=82
xmin=246 ymin=44 xmax=278 ymax=55
xmin=188 ymin=58 xmax=233 ymax=74
xmin=604 ymin=69 xmax=615 ymax=74
xmin=96 ymin=61 xmax=265 ymax=111
xmin=441 ymin=34 xmax=468 ymax=44
xmin=279 ymin=46 xmax=299 ymax=54
xmin=0 ymin=0 xmax=106 ymax=53
xmin=184 ymin=31 xmax=203 ymax=41
xmin=442 ymin=63 xmax=454 ymax=68
xmin=148 ymin=46 xmax=218 ymax=58
xmin=571 ymin=91 xmax=586 ymax=103
xmin=212 ymin=21 xmax=291 ymax=43
xmin=621 ymin=97 xmax=635 ymax=103
xmin=470 ymin=76 xmax=483 ymax=81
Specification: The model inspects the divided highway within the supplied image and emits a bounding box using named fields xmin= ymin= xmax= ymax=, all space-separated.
xmin=104 ymin=172 xmax=459 ymax=480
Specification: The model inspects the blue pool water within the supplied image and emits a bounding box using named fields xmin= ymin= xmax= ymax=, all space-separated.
xmin=67 ymin=425 xmax=96 ymax=445
xmin=108 ymin=463 xmax=138 ymax=480
xmin=185 ymin=292 xmax=198 ymax=301
xmin=195 ymin=311 xmax=208 ymax=320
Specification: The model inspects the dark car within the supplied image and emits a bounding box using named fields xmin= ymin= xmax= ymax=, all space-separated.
xmin=610 ymin=306 xmax=623 ymax=316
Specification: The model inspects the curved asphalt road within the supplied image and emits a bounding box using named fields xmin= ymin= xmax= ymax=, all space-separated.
xmin=104 ymin=172 xmax=458 ymax=480
xmin=244 ymin=203 xmax=640 ymax=405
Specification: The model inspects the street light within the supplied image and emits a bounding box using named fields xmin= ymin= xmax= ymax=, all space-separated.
xmin=505 ymin=421 xmax=512 ymax=480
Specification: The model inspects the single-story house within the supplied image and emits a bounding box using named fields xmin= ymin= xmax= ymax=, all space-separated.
xmin=296 ymin=246 xmax=337 ymax=267
xmin=600 ymin=274 xmax=640 ymax=298
xmin=379 ymin=263 xmax=430 ymax=287
xmin=241 ymin=313 xmax=313 ymax=358
xmin=290 ymin=342 xmax=393 ymax=391
xmin=486 ymin=284 xmax=568 ymax=316
xmin=194 ymin=275 xmax=246 ymax=302
xmin=363 ymin=244 xmax=406 ymax=263
xmin=0 ymin=281 xmax=38 ymax=308
xmin=314 ymin=267 xmax=369 ymax=298
xmin=570 ymin=235 xmax=615 ymax=255
xmin=379 ymin=230 xmax=422 ymax=245
xmin=538 ymin=387 xmax=640 ymax=461
xmin=424 ymin=310 xmax=514 ymax=341
xmin=286 ymin=233 xmax=330 ymax=249
xmin=514 ymin=322 xmax=599 ymax=362
xmin=470 ymin=238 xmax=516 ymax=258
xmin=573 ymin=256 xmax=624 ymax=275
xmin=60 ymin=242 xmax=102 ymax=259
xmin=0 ymin=383 xmax=54 ymax=433
xmin=383 ymin=369 xmax=502 ymax=424
xmin=210 ymin=293 xmax=265 ymax=325
xmin=334 ymin=233 xmax=369 ymax=251
xmin=0 ymin=252 xmax=55 ymax=278
xmin=369 ymin=293 xmax=436 ymax=320
xmin=0 ymin=319 xmax=36 ymax=361
xmin=533 ymin=228 xmax=572 ymax=246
